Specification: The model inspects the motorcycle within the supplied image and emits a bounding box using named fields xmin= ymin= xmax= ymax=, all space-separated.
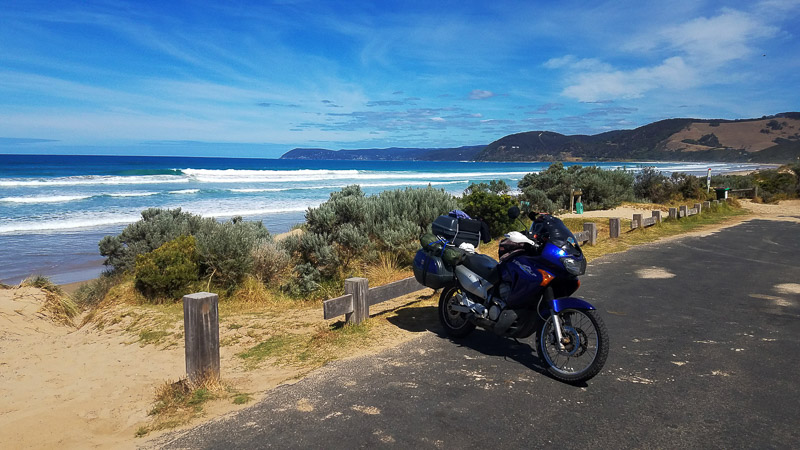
xmin=413 ymin=207 xmax=608 ymax=382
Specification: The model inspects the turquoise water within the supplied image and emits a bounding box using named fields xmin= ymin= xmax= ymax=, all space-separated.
xmin=0 ymin=154 xmax=769 ymax=284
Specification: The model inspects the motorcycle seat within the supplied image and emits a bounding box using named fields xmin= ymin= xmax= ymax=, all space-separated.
xmin=463 ymin=253 xmax=501 ymax=285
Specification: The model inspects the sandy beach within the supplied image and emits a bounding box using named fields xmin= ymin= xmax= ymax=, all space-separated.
xmin=1 ymin=199 xmax=798 ymax=448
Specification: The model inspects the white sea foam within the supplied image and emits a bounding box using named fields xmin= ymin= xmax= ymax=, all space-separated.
xmin=0 ymin=204 xmax=314 ymax=234
xmin=0 ymin=175 xmax=188 ymax=187
xmin=107 ymin=192 xmax=159 ymax=197
xmin=0 ymin=214 xmax=143 ymax=234
xmin=226 ymin=180 xmax=466 ymax=193
xmin=181 ymin=168 xmax=531 ymax=183
xmin=168 ymin=189 xmax=200 ymax=195
xmin=0 ymin=195 xmax=91 ymax=204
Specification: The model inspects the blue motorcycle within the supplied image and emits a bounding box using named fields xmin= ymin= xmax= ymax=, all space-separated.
xmin=414 ymin=207 xmax=608 ymax=382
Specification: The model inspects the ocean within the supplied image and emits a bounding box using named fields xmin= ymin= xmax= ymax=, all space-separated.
xmin=0 ymin=154 xmax=770 ymax=285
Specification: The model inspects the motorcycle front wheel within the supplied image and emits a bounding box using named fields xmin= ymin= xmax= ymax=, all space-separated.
xmin=537 ymin=308 xmax=608 ymax=383
xmin=438 ymin=285 xmax=476 ymax=338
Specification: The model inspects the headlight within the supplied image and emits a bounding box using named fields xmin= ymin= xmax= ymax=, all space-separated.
xmin=562 ymin=257 xmax=585 ymax=275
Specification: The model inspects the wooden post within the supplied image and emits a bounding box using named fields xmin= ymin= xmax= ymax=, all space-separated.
xmin=679 ymin=205 xmax=687 ymax=218
xmin=694 ymin=203 xmax=702 ymax=214
xmin=345 ymin=277 xmax=369 ymax=325
xmin=702 ymin=201 xmax=710 ymax=211
xmin=583 ymin=222 xmax=597 ymax=245
xmin=754 ymin=185 xmax=759 ymax=199
xmin=632 ymin=213 xmax=642 ymax=230
xmin=669 ymin=207 xmax=677 ymax=220
xmin=183 ymin=292 xmax=220 ymax=383
xmin=652 ymin=210 xmax=662 ymax=223
xmin=609 ymin=218 xmax=621 ymax=239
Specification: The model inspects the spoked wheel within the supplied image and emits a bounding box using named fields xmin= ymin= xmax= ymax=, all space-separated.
xmin=537 ymin=308 xmax=608 ymax=383
xmin=438 ymin=285 xmax=476 ymax=338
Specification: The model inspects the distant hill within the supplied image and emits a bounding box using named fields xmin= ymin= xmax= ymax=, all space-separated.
xmin=476 ymin=113 xmax=800 ymax=163
xmin=280 ymin=146 xmax=485 ymax=161
xmin=280 ymin=113 xmax=800 ymax=163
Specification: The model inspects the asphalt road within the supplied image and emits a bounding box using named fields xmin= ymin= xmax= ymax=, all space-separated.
xmin=155 ymin=219 xmax=800 ymax=449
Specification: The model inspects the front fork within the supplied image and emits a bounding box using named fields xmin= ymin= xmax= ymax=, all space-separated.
xmin=542 ymin=286 xmax=566 ymax=351
xmin=550 ymin=310 xmax=566 ymax=351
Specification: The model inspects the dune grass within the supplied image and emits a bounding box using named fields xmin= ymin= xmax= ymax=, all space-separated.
xmin=20 ymin=275 xmax=80 ymax=325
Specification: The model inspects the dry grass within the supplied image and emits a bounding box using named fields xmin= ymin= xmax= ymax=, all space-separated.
xmin=137 ymin=374 xmax=226 ymax=436
xmin=20 ymin=275 xmax=80 ymax=326
xmin=364 ymin=251 xmax=411 ymax=286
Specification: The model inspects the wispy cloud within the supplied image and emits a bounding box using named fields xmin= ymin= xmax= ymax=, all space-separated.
xmin=468 ymin=89 xmax=495 ymax=100
xmin=548 ymin=7 xmax=785 ymax=102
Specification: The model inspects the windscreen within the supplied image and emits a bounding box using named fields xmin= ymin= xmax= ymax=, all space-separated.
xmin=530 ymin=215 xmax=578 ymax=246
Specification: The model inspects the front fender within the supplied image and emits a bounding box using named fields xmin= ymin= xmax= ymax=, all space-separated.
xmin=551 ymin=297 xmax=596 ymax=313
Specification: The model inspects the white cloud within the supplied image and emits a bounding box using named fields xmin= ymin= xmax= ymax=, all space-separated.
xmin=562 ymin=57 xmax=694 ymax=102
xmin=633 ymin=9 xmax=777 ymax=65
xmin=552 ymin=8 xmax=781 ymax=102
xmin=468 ymin=89 xmax=495 ymax=100
xmin=543 ymin=55 xmax=612 ymax=72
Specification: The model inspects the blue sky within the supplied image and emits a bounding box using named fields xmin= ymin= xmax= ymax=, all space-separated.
xmin=1 ymin=0 xmax=798 ymax=158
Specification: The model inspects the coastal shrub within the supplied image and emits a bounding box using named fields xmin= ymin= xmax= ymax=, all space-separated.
xmin=753 ymin=168 xmax=799 ymax=203
xmin=99 ymin=208 xmax=210 ymax=273
xmin=634 ymin=167 xmax=672 ymax=203
xmin=464 ymin=180 xmax=510 ymax=195
xmin=73 ymin=273 xmax=119 ymax=307
xmin=518 ymin=163 xmax=634 ymax=211
xmin=521 ymin=188 xmax=557 ymax=214
xmin=99 ymin=208 xmax=272 ymax=290
xmin=366 ymin=186 xmax=459 ymax=234
xmin=279 ymin=232 xmax=340 ymax=278
xmin=333 ymin=223 xmax=370 ymax=268
xmin=134 ymin=235 xmax=200 ymax=300
xmin=460 ymin=183 xmax=517 ymax=238
xmin=286 ymin=262 xmax=321 ymax=297
xmin=195 ymin=219 xmax=270 ymax=288
xmin=670 ymin=172 xmax=706 ymax=200
xmin=251 ymin=239 xmax=290 ymax=284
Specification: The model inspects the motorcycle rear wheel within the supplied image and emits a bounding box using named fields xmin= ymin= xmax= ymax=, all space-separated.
xmin=536 ymin=308 xmax=608 ymax=383
xmin=438 ymin=286 xmax=476 ymax=338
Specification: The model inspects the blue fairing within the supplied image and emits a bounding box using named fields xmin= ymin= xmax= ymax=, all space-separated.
xmin=551 ymin=297 xmax=596 ymax=313
xmin=541 ymin=241 xmax=567 ymax=267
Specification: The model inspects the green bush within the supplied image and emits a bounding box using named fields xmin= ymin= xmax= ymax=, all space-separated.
xmin=99 ymin=208 xmax=210 ymax=273
xmin=73 ymin=273 xmax=118 ymax=307
xmin=196 ymin=219 xmax=270 ymax=287
xmin=460 ymin=183 xmax=517 ymax=238
xmin=634 ymin=167 xmax=677 ymax=203
xmin=521 ymin=188 xmax=557 ymax=214
xmin=251 ymin=239 xmax=290 ymax=284
xmin=518 ymin=163 xmax=634 ymax=211
xmin=99 ymin=209 xmax=271 ymax=290
xmin=134 ymin=235 xmax=200 ymax=300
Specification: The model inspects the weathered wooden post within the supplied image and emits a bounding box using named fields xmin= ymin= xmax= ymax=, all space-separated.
xmin=702 ymin=201 xmax=710 ymax=212
xmin=694 ymin=203 xmax=702 ymax=214
xmin=583 ymin=222 xmax=597 ymax=245
xmin=344 ymin=277 xmax=369 ymax=325
xmin=669 ymin=207 xmax=677 ymax=220
xmin=609 ymin=218 xmax=621 ymax=239
xmin=632 ymin=214 xmax=642 ymax=230
xmin=679 ymin=205 xmax=687 ymax=218
xmin=652 ymin=210 xmax=662 ymax=223
xmin=183 ymin=292 xmax=220 ymax=383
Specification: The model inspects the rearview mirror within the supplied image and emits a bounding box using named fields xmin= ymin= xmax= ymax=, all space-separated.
xmin=507 ymin=206 xmax=520 ymax=219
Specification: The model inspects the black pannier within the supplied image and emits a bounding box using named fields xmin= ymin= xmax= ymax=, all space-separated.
xmin=432 ymin=215 xmax=483 ymax=247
